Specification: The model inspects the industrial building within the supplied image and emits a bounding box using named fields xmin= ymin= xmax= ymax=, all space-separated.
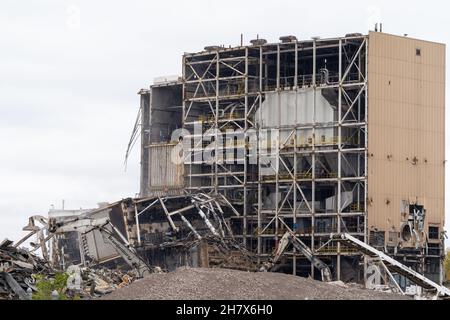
xmin=137 ymin=31 xmax=446 ymax=285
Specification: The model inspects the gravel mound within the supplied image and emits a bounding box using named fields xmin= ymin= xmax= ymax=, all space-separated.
xmin=100 ymin=267 xmax=409 ymax=300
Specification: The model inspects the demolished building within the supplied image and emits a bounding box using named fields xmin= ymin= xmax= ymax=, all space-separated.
xmin=135 ymin=31 xmax=446 ymax=286
xmin=8 ymin=30 xmax=447 ymax=299
xmin=45 ymin=194 xmax=256 ymax=273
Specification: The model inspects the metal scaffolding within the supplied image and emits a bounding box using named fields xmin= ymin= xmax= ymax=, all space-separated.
xmin=182 ymin=34 xmax=368 ymax=281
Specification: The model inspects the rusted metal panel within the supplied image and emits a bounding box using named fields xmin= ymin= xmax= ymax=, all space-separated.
xmin=367 ymin=32 xmax=445 ymax=245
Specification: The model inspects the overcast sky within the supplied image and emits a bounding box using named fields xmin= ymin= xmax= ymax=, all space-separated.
xmin=0 ymin=0 xmax=449 ymax=247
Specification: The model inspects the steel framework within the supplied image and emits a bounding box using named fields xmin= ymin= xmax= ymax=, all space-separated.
xmin=182 ymin=35 xmax=368 ymax=281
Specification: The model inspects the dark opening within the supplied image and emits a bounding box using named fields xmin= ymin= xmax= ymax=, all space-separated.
xmin=401 ymin=224 xmax=412 ymax=241
xmin=429 ymin=226 xmax=439 ymax=239
xmin=416 ymin=48 xmax=421 ymax=56
xmin=369 ymin=231 xmax=385 ymax=247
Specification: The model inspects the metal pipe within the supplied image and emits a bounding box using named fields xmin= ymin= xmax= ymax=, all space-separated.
xmin=134 ymin=205 xmax=141 ymax=246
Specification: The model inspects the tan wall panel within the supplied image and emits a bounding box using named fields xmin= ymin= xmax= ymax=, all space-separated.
xmin=148 ymin=144 xmax=184 ymax=192
xmin=367 ymin=32 xmax=445 ymax=242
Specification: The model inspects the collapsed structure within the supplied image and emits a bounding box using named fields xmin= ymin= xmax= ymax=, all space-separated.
xmin=8 ymin=30 xmax=446 ymax=299
xmin=135 ymin=31 xmax=446 ymax=285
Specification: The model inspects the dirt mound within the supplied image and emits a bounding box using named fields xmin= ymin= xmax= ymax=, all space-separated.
xmin=100 ymin=267 xmax=409 ymax=300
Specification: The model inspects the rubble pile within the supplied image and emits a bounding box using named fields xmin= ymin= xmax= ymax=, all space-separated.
xmin=0 ymin=238 xmax=136 ymax=300
xmin=3 ymin=192 xmax=446 ymax=300
xmin=194 ymin=236 xmax=258 ymax=271
xmin=74 ymin=267 xmax=136 ymax=298
xmin=101 ymin=267 xmax=410 ymax=300
xmin=0 ymin=239 xmax=53 ymax=300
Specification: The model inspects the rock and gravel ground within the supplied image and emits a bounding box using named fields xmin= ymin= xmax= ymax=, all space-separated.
xmin=101 ymin=267 xmax=410 ymax=300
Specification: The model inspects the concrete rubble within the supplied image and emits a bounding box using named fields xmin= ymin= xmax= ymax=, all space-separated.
xmin=66 ymin=267 xmax=137 ymax=298
xmin=0 ymin=239 xmax=53 ymax=300
xmin=0 ymin=238 xmax=137 ymax=300
xmin=100 ymin=267 xmax=411 ymax=300
xmin=3 ymin=194 xmax=448 ymax=300
xmin=183 ymin=236 xmax=259 ymax=272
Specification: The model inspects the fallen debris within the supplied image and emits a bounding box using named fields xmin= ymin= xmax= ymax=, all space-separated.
xmin=6 ymin=192 xmax=447 ymax=300
xmin=100 ymin=267 xmax=411 ymax=300
xmin=66 ymin=266 xmax=137 ymax=299
xmin=0 ymin=237 xmax=138 ymax=300
xmin=0 ymin=239 xmax=53 ymax=300
xmin=183 ymin=236 xmax=259 ymax=271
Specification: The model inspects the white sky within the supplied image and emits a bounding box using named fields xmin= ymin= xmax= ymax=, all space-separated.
xmin=0 ymin=0 xmax=448 ymax=247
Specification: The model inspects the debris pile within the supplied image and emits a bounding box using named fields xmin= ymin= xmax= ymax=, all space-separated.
xmin=101 ymin=267 xmax=410 ymax=300
xmin=185 ymin=236 xmax=259 ymax=271
xmin=0 ymin=239 xmax=53 ymax=300
xmin=68 ymin=267 xmax=137 ymax=298
xmin=4 ymin=192 xmax=447 ymax=300
xmin=0 ymin=238 xmax=137 ymax=300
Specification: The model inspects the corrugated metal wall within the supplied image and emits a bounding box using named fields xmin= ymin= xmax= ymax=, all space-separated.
xmin=147 ymin=143 xmax=184 ymax=196
xmin=367 ymin=32 xmax=446 ymax=239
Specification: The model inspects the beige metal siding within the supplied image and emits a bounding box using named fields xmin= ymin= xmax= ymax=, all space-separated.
xmin=147 ymin=143 xmax=184 ymax=196
xmin=367 ymin=32 xmax=445 ymax=240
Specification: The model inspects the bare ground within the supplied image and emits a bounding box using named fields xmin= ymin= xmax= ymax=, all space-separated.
xmin=100 ymin=267 xmax=410 ymax=300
